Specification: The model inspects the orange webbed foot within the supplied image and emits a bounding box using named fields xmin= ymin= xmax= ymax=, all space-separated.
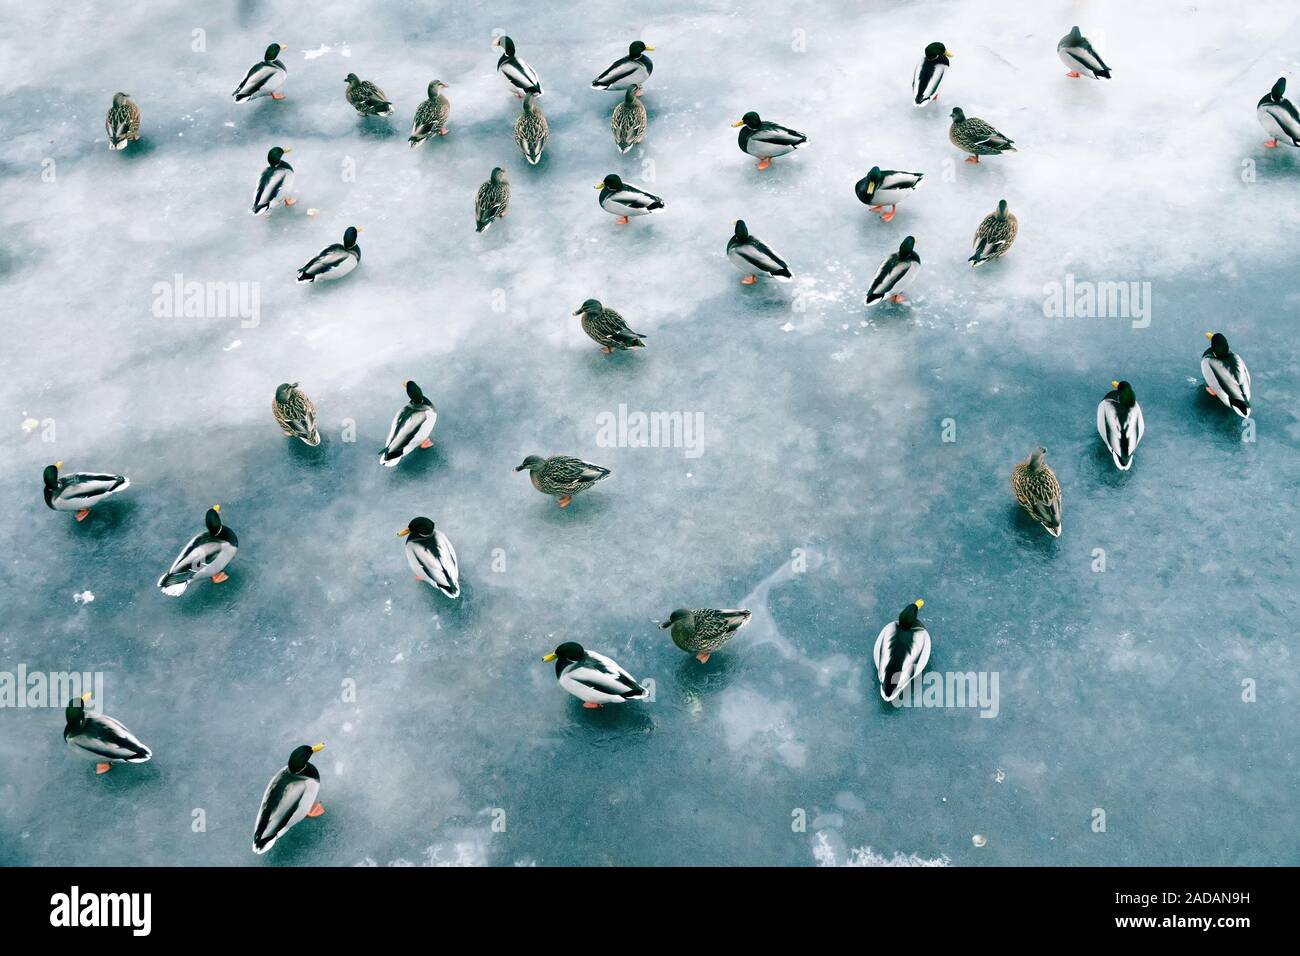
xmin=284 ymin=197 xmax=297 ymax=206
xmin=75 ymin=509 xmax=91 ymax=522
xmin=880 ymin=206 xmax=897 ymax=222
xmin=965 ymin=155 xmax=980 ymax=163
xmin=420 ymin=439 xmax=434 ymax=449
xmin=696 ymin=653 xmax=711 ymax=664
xmin=1264 ymin=139 xmax=1279 ymax=148
xmin=890 ymin=294 xmax=907 ymax=304
xmin=1205 ymin=386 xmax=1218 ymax=397
xmin=211 ymin=571 xmax=229 ymax=584
xmin=615 ymin=216 xmax=629 ymax=225
xmin=271 ymin=91 xmax=286 ymax=100
xmin=741 ymin=274 xmax=757 ymax=285
xmin=601 ymin=346 xmax=614 ymax=354
xmin=582 ymin=702 xmax=601 ymax=709
xmin=1066 ymin=71 xmax=1081 ymax=78
xmin=95 ymin=763 xmax=112 ymax=774
xmin=557 ymin=495 xmax=572 ymax=508
xmin=755 ymin=157 xmax=772 ymax=170
xmin=307 ymin=802 xmax=326 ymax=818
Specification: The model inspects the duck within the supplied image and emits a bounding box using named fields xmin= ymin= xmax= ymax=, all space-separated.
xmin=64 ymin=692 xmax=152 ymax=775
xmin=104 ymin=92 xmax=141 ymax=150
xmin=1257 ymin=78 xmax=1300 ymax=148
xmin=493 ymin=36 xmax=542 ymax=97
xmin=661 ymin=608 xmax=751 ymax=663
xmin=474 ymin=168 xmax=511 ymax=232
xmin=573 ymin=298 xmax=647 ymax=353
xmin=233 ymin=43 xmax=288 ymax=102
xmin=157 ymin=505 xmax=238 ymax=596
xmin=855 ymin=167 xmax=924 ymax=222
xmin=398 ymin=517 xmax=460 ymax=599
xmin=597 ymin=174 xmax=664 ymax=224
xmin=949 ymin=108 xmax=1016 ymax=163
xmin=592 ymin=40 xmax=654 ymax=91
xmin=732 ymin=111 xmax=806 ymax=170
xmin=542 ymin=642 xmax=648 ymax=708
xmin=43 ymin=461 xmax=129 ymax=521
xmin=344 ymin=73 xmax=393 ymax=116
xmin=1201 ymin=332 xmax=1252 ymax=418
xmin=514 ymin=95 xmax=549 ymax=165
xmin=252 ymin=744 xmax=326 ymax=855
xmin=515 ymin=455 xmax=610 ymax=507
xmin=380 ymin=380 xmax=437 ymax=467
xmin=864 ymin=236 xmax=920 ymax=305
xmin=969 ymin=199 xmax=1018 ymax=266
xmin=1011 ymin=447 xmax=1062 ymax=537
xmin=911 ymin=42 xmax=951 ymax=106
xmin=1097 ymin=380 xmax=1144 ymax=471
xmin=297 ymin=227 xmax=361 ymax=282
xmin=873 ymin=600 xmax=931 ymax=702
xmin=727 ymin=220 xmax=792 ymax=284
xmin=1057 ymin=26 xmax=1112 ymax=79
xmin=408 ymin=80 xmax=450 ymax=147
xmin=252 ymin=146 xmax=295 ymax=215
xmin=272 ymin=382 xmax=320 ymax=446
xmin=611 ymin=86 xmax=647 ymax=153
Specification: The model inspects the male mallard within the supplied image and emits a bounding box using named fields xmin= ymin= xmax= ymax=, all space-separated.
xmin=380 ymin=380 xmax=437 ymax=466
xmin=398 ymin=517 xmax=459 ymax=599
xmin=873 ymin=600 xmax=931 ymax=702
xmin=344 ymin=73 xmax=393 ymax=116
xmin=252 ymin=146 xmax=295 ymax=215
xmin=1011 ymin=447 xmax=1062 ymax=537
xmin=727 ymin=220 xmax=791 ymax=284
xmin=233 ymin=43 xmax=287 ymax=101
xmin=864 ymin=235 xmax=920 ymax=305
xmin=43 ymin=461 xmax=129 ymax=521
xmin=855 ymin=167 xmax=924 ymax=222
xmin=969 ymin=199 xmax=1018 ymax=266
xmin=252 ymin=744 xmax=326 ymax=855
xmin=297 ymin=226 xmax=361 ymax=282
xmin=514 ymin=95 xmax=549 ymax=165
xmin=1057 ymin=26 xmax=1112 ymax=79
xmin=912 ymin=42 xmax=952 ymax=106
xmin=408 ymin=80 xmax=450 ymax=147
xmin=475 ymin=167 xmax=511 ymax=232
xmin=611 ymin=85 xmax=647 ymax=153
xmin=573 ymin=298 xmax=646 ymax=353
xmin=272 ymin=382 xmax=320 ymax=446
xmin=1258 ymin=78 xmax=1300 ymax=148
xmin=1201 ymin=332 xmax=1252 ymax=418
xmin=732 ymin=111 xmax=806 ymax=170
xmin=596 ymin=174 xmax=664 ymax=225
xmin=64 ymin=692 xmax=152 ymax=775
xmin=1097 ymin=380 xmax=1144 ymax=471
xmin=493 ymin=36 xmax=542 ymax=97
xmin=515 ymin=455 xmax=610 ymax=507
xmin=949 ymin=108 xmax=1016 ymax=163
xmin=157 ymin=505 xmax=238 ymax=595
xmin=105 ymin=93 xmax=141 ymax=150
xmin=542 ymin=642 xmax=648 ymax=708
xmin=661 ymin=608 xmax=751 ymax=663
xmin=592 ymin=40 xmax=654 ymax=91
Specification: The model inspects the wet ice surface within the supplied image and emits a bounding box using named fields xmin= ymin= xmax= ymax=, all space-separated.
xmin=1 ymin=1 xmax=1298 ymax=866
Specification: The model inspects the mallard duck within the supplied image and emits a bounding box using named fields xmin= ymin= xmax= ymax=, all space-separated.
xmin=104 ymin=93 xmax=140 ymax=150
xmin=542 ymin=642 xmax=648 ymax=708
xmin=344 ymin=73 xmax=393 ymax=116
xmin=873 ymin=600 xmax=931 ymax=702
xmin=1057 ymin=26 xmax=1111 ymax=79
xmin=493 ymin=36 xmax=542 ymax=97
xmin=1097 ymin=380 xmax=1144 ymax=471
xmin=515 ymin=455 xmax=610 ymax=507
xmin=157 ymin=505 xmax=238 ymax=595
xmin=514 ymin=95 xmax=549 ymax=165
xmin=732 ymin=111 xmax=806 ymax=170
xmin=592 ymin=40 xmax=654 ymax=91
xmin=855 ymin=167 xmax=924 ymax=222
xmin=573 ymin=298 xmax=646 ymax=353
xmin=43 ymin=461 xmax=129 ymax=521
xmin=233 ymin=43 xmax=287 ymax=102
xmin=1258 ymin=78 xmax=1300 ymax=148
xmin=272 ymin=382 xmax=320 ymax=446
xmin=297 ymin=227 xmax=361 ymax=282
xmin=64 ymin=692 xmax=151 ymax=775
xmin=611 ymin=86 xmax=647 ymax=153
xmin=253 ymin=744 xmax=325 ymax=855
xmin=1201 ymin=332 xmax=1252 ymax=418
xmin=911 ymin=42 xmax=951 ymax=106
xmin=408 ymin=80 xmax=450 ymax=147
xmin=398 ymin=517 xmax=459 ymax=599
xmin=969 ymin=199 xmax=1018 ymax=266
xmin=1011 ymin=447 xmax=1062 ymax=537
xmin=727 ymin=220 xmax=792 ymax=284
xmin=949 ymin=108 xmax=1016 ymax=163
xmin=252 ymin=146 xmax=295 ymax=215
xmin=864 ymin=235 xmax=920 ymax=305
xmin=380 ymin=380 xmax=437 ymax=466
xmin=596 ymin=174 xmax=664 ymax=224
xmin=661 ymin=608 xmax=751 ymax=663
xmin=475 ymin=167 xmax=511 ymax=232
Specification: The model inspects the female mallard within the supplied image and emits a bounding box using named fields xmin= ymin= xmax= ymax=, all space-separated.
xmin=573 ymin=298 xmax=646 ymax=353
xmin=1057 ymin=26 xmax=1111 ymax=79
xmin=408 ymin=80 xmax=450 ymax=147
xmin=252 ymin=146 xmax=295 ymax=215
xmin=297 ymin=227 xmax=361 ymax=282
xmin=873 ymin=600 xmax=931 ymax=702
xmin=949 ymin=108 xmax=1016 ymax=163
xmin=43 ymin=461 xmax=129 ymax=521
xmin=597 ymin=174 xmax=664 ymax=225
xmin=475 ymin=167 xmax=511 ymax=232
xmin=1258 ymin=78 xmax=1300 ymax=148
xmin=611 ymin=85 xmax=647 ymax=153
xmin=344 ymin=73 xmax=393 ymax=116
xmin=855 ymin=167 xmax=924 ymax=222
xmin=105 ymin=93 xmax=140 ymax=150
xmin=732 ymin=111 xmax=806 ymax=170
xmin=253 ymin=744 xmax=325 ymax=855
xmin=515 ymin=455 xmax=610 ymax=507
xmin=661 ymin=608 xmax=751 ymax=663
xmin=398 ymin=517 xmax=459 ymax=599
xmin=380 ymin=380 xmax=437 ymax=467
xmin=514 ymin=95 xmax=549 ymax=165
xmin=542 ymin=642 xmax=648 ymax=708
xmin=592 ymin=40 xmax=654 ymax=91
xmin=233 ymin=43 xmax=287 ymax=102
xmin=64 ymin=692 xmax=152 ymax=775
xmin=1011 ymin=447 xmax=1062 ymax=537
xmin=1201 ymin=332 xmax=1252 ymax=418
xmin=727 ymin=220 xmax=791 ymax=284
xmin=272 ymin=382 xmax=320 ymax=446
xmin=493 ymin=36 xmax=542 ymax=97
xmin=969 ymin=199 xmax=1018 ymax=266
xmin=1097 ymin=380 xmax=1144 ymax=471
xmin=912 ymin=42 xmax=951 ymax=106
xmin=157 ymin=505 xmax=238 ymax=595
xmin=864 ymin=235 xmax=920 ymax=305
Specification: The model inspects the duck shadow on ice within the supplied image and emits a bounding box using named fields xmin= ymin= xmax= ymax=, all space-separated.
xmin=59 ymin=498 xmax=139 ymax=534
xmin=356 ymin=116 xmax=398 ymax=140
xmin=285 ymin=436 xmax=329 ymax=468
xmin=670 ymin=650 xmax=743 ymax=696
xmin=1008 ymin=503 xmax=1061 ymax=550
xmin=112 ymin=135 xmax=159 ymax=159
xmin=562 ymin=698 xmax=656 ymax=737
xmin=1191 ymin=388 xmax=1254 ymax=447
xmin=535 ymin=489 xmax=613 ymax=524
xmin=384 ymin=441 xmax=448 ymax=480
